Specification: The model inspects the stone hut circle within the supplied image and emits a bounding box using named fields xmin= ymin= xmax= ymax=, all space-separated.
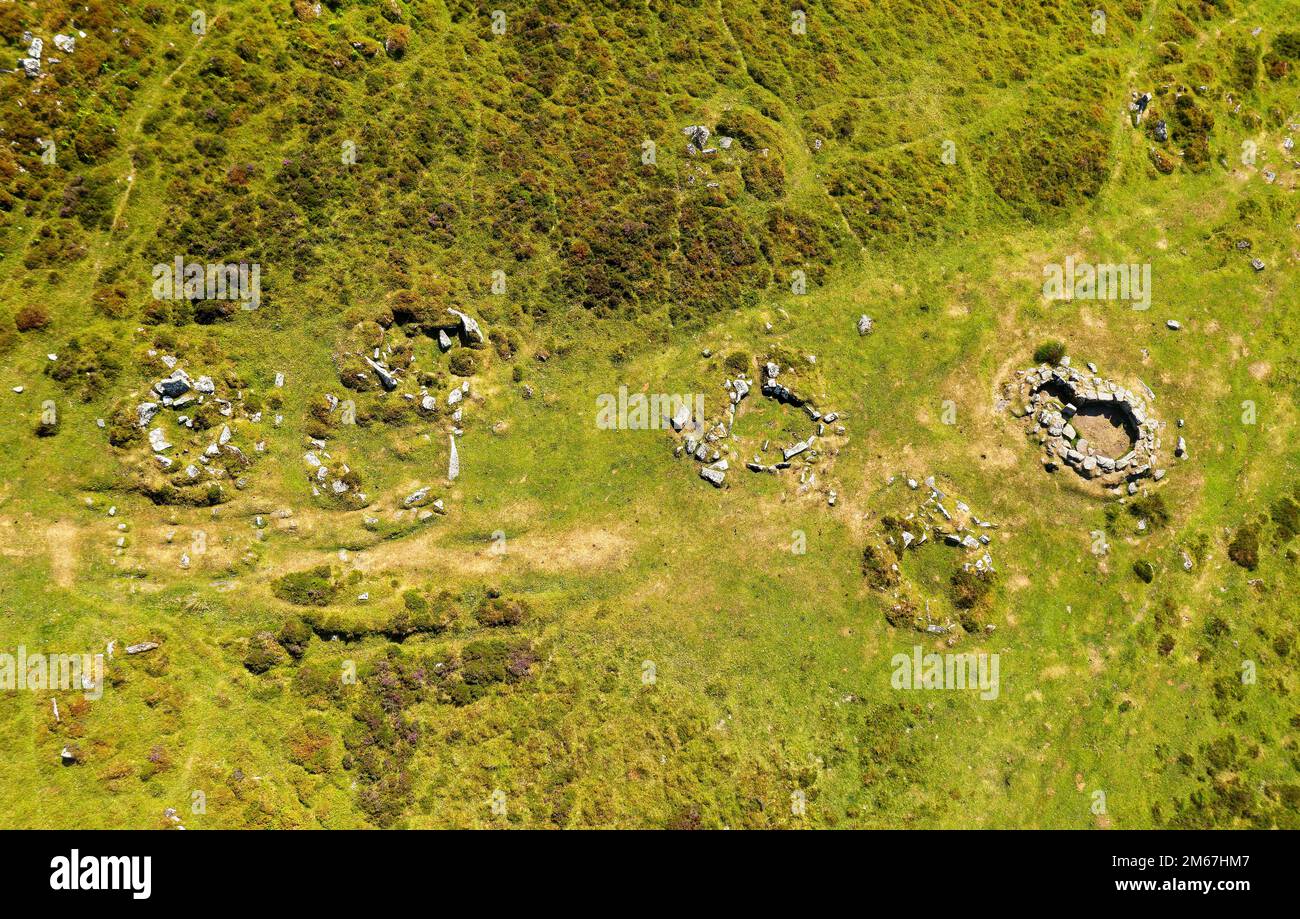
xmin=1003 ymin=361 xmax=1167 ymax=495
xmin=864 ymin=474 xmax=1000 ymax=639
xmin=669 ymin=354 xmax=847 ymax=505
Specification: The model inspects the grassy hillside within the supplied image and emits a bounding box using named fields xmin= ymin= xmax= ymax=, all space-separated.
xmin=0 ymin=0 xmax=1297 ymax=828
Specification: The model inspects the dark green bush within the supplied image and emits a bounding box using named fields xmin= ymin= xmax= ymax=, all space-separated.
xmin=272 ymin=566 xmax=337 ymax=606
xmin=1228 ymin=524 xmax=1260 ymax=571
xmin=44 ymin=326 xmax=124 ymax=396
xmin=244 ymin=645 xmax=279 ymax=674
xmin=1231 ymin=41 xmax=1259 ymax=92
xmin=723 ymin=351 xmax=751 ymax=374
xmin=278 ymin=619 xmax=313 ymax=659
xmin=861 ymin=542 xmax=899 ymax=590
xmin=950 ymin=568 xmax=995 ymax=611
xmin=1271 ymin=496 xmax=1300 ymax=541
xmin=449 ymin=351 xmax=477 ymax=377
xmin=1275 ymin=32 xmax=1300 ymax=59
xmin=1172 ymin=95 xmax=1214 ymax=170
xmin=460 ymin=639 xmax=514 ymax=687
xmin=105 ymin=403 xmax=142 ymax=448
xmin=1032 ymin=340 xmax=1066 ymax=365
xmin=1128 ymin=493 xmax=1171 ymax=529
xmin=475 ymin=596 xmax=527 ymax=628
xmin=14 ymin=305 xmax=50 ymax=332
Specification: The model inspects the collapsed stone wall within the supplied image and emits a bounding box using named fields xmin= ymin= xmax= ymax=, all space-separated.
xmin=670 ymin=358 xmax=845 ymax=504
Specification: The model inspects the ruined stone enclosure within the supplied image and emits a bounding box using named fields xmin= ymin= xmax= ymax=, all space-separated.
xmin=1003 ymin=362 xmax=1165 ymax=494
xmin=668 ymin=357 xmax=847 ymax=503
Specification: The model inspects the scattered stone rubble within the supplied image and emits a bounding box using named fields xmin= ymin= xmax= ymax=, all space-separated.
xmin=131 ymin=355 xmax=260 ymax=496
xmin=302 ymin=431 xmax=368 ymax=508
xmin=877 ymin=475 xmax=998 ymax=635
xmin=17 ymin=33 xmax=42 ymax=77
xmin=681 ymin=122 xmax=755 ymax=194
xmin=1003 ymin=361 xmax=1166 ymax=495
xmin=683 ymin=124 xmax=712 ymax=155
xmin=305 ymin=377 xmax=469 ymax=510
xmin=670 ymin=357 xmax=846 ymax=503
xmin=321 ymin=311 xmax=482 ymax=514
xmin=400 ymin=486 xmax=447 ymax=519
xmin=15 ymin=29 xmax=80 ymax=78
xmin=889 ymin=475 xmax=997 ymax=568
xmin=672 ymin=371 xmax=746 ymax=488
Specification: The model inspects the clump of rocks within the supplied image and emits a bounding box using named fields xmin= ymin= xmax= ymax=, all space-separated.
xmin=683 ymin=124 xmax=716 ymax=156
xmin=16 ymin=29 xmax=78 ymax=78
xmin=303 ymin=436 xmax=369 ymax=509
xmin=127 ymin=354 xmax=264 ymax=502
xmin=885 ymin=474 xmax=997 ymax=574
xmin=399 ymin=485 xmax=447 ymax=522
xmin=17 ymin=33 xmax=42 ymax=77
xmin=673 ymin=372 xmax=749 ymax=488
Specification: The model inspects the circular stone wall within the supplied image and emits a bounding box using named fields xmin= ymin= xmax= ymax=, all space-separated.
xmin=1003 ymin=362 xmax=1165 ymax=493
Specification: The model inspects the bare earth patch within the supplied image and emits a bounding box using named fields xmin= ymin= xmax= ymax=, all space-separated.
xmin=350 ymin=524 xmax=633 ymax=578
xmin=45 ymin=522 xmax=80 ymax=588
xmin=1070 ymin=406 xmax=1136 ymax=458
xmin=0 ymin=517 xmax=80 ymax=587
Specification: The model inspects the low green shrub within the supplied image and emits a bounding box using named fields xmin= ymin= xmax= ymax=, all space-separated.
xmin=272 ymin=566 xmax=337 ymax=606
xmin=1033 ymin=340 xmax=1066 ymax=365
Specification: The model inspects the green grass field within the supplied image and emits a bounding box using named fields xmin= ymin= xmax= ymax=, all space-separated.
xmin=0 ymin=0 xmax=1296 ymax=828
